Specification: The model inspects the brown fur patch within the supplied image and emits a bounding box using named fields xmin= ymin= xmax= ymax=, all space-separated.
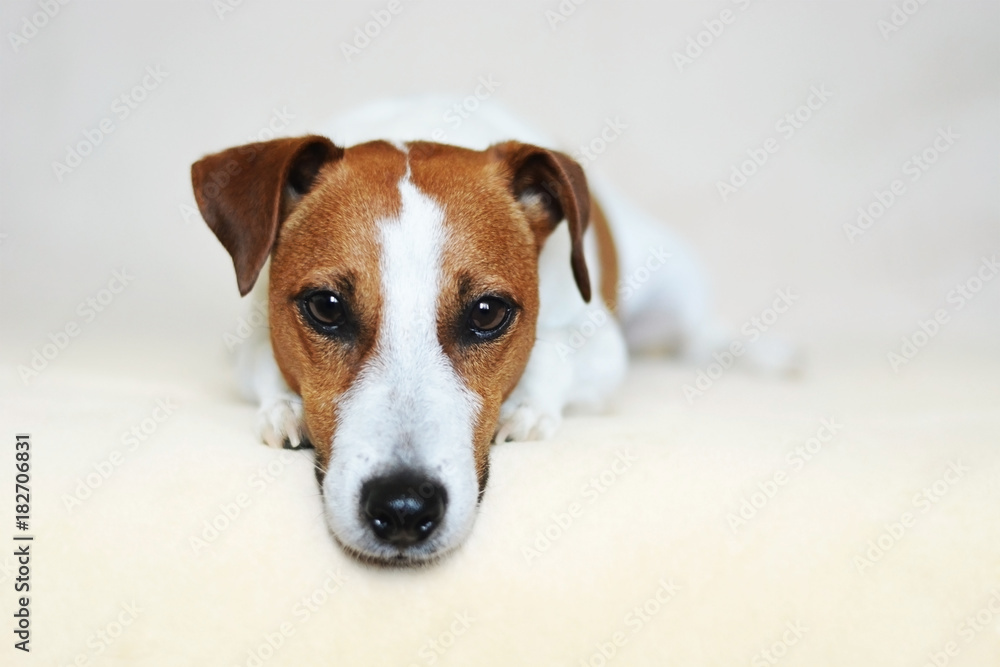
xmin=591 ymin=198 xmax=619 ymax=314
xmin=268 ymin=141 xmax=407 ymax=471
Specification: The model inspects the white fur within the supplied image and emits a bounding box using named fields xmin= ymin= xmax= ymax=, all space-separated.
xmin=495 ymin=217 xmax=628 ymax=441
xmin=233 ymin=262 xmax=307 ymax=449
xmin=322 ymin=171 xmax=481 ymax=561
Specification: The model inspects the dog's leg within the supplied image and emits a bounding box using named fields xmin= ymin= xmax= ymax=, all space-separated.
xmin=495 ymin=301 xmax=628 ymax=442
xmin=234 ymin=267 xmax=306 ymax=449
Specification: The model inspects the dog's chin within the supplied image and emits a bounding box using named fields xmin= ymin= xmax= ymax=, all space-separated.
xmin=322 ymin=504 xmax=475 ymax=568
xmin=326 ymin=504 xmax=481 ymax=567
xmin=334 ymin=535 xmax=462 ymax=569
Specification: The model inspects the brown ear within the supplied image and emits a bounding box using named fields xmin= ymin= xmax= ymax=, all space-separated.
xmin=488 ymin=141 xmax=592 ymax=302
xmin=191 ymin=135 xmax=343 ymax=296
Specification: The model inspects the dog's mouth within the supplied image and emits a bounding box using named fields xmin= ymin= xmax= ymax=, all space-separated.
xmin=335 ymin=535 xmax=456 ymax=568
xmin=330 ymin=518 xmax=466 ymax=567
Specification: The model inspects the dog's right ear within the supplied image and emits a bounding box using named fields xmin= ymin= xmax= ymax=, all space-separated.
xmin=191 ymin=136 xmax=343 ymax=296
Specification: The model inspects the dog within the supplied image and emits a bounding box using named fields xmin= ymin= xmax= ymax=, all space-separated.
xmin=191 ymin=96 xmax=738 ymax=564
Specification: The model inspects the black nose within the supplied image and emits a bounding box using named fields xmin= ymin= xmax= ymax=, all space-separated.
xmin=361 ymin=473 xmax=447 ymax=547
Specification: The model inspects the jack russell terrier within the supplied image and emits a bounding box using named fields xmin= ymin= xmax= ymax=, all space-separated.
xmin=191 ymin=96 xmax=755 ymax=564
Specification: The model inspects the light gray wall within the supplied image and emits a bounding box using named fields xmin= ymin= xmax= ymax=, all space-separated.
xmin=1 ymin=0 xmax=997 ymax=377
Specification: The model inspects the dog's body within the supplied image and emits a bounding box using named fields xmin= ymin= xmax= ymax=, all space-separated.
xmin=193 ymin=97 xmax=716 ymax=564
xmin=243 ymin=99 xmax=710 ymax=445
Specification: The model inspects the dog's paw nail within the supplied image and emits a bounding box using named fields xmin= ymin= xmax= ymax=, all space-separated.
xmin=261 ymin=427 xmax=283 ymax=449
xmin=494 ymin=424 xmax=513 ymax=444
xmin=257 ymin=397 xmax=304 ymax=449
xmin=530 ymin=415 xmax=559 ymax=441
xmin=281 ymin=412 xmax=301 ymax=448
xmin=495 ymin=404 xmax=561 ymax=443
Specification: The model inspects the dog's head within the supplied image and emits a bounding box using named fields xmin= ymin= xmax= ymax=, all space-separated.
xmin=191 ymin=136 xmax=590 ymax=564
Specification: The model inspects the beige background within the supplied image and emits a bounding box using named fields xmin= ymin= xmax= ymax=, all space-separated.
xmin=1 ymin=2 xmax=998 ymax=667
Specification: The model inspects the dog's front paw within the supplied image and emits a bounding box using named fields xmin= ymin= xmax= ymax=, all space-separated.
xmin=256 ymin=396 xmax=305 ymax=449
xmin=495 ymin=402 xmax=562 ymax=443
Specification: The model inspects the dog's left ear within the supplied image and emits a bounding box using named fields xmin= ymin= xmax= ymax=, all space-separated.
xmin=191 ymin=135 xmax=343 ymax=296
xmin=489 ymin=141 xmax=592 ymax=302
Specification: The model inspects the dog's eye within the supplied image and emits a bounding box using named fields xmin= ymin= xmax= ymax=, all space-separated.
xmin=467 ymin=297 xmax=513 ymax=340
xmin=302 ymin=291 xmax=347 ymax=330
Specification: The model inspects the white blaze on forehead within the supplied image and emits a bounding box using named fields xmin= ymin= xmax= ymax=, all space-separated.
xmin=322 ymin=171 xmax=482 ymax=560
